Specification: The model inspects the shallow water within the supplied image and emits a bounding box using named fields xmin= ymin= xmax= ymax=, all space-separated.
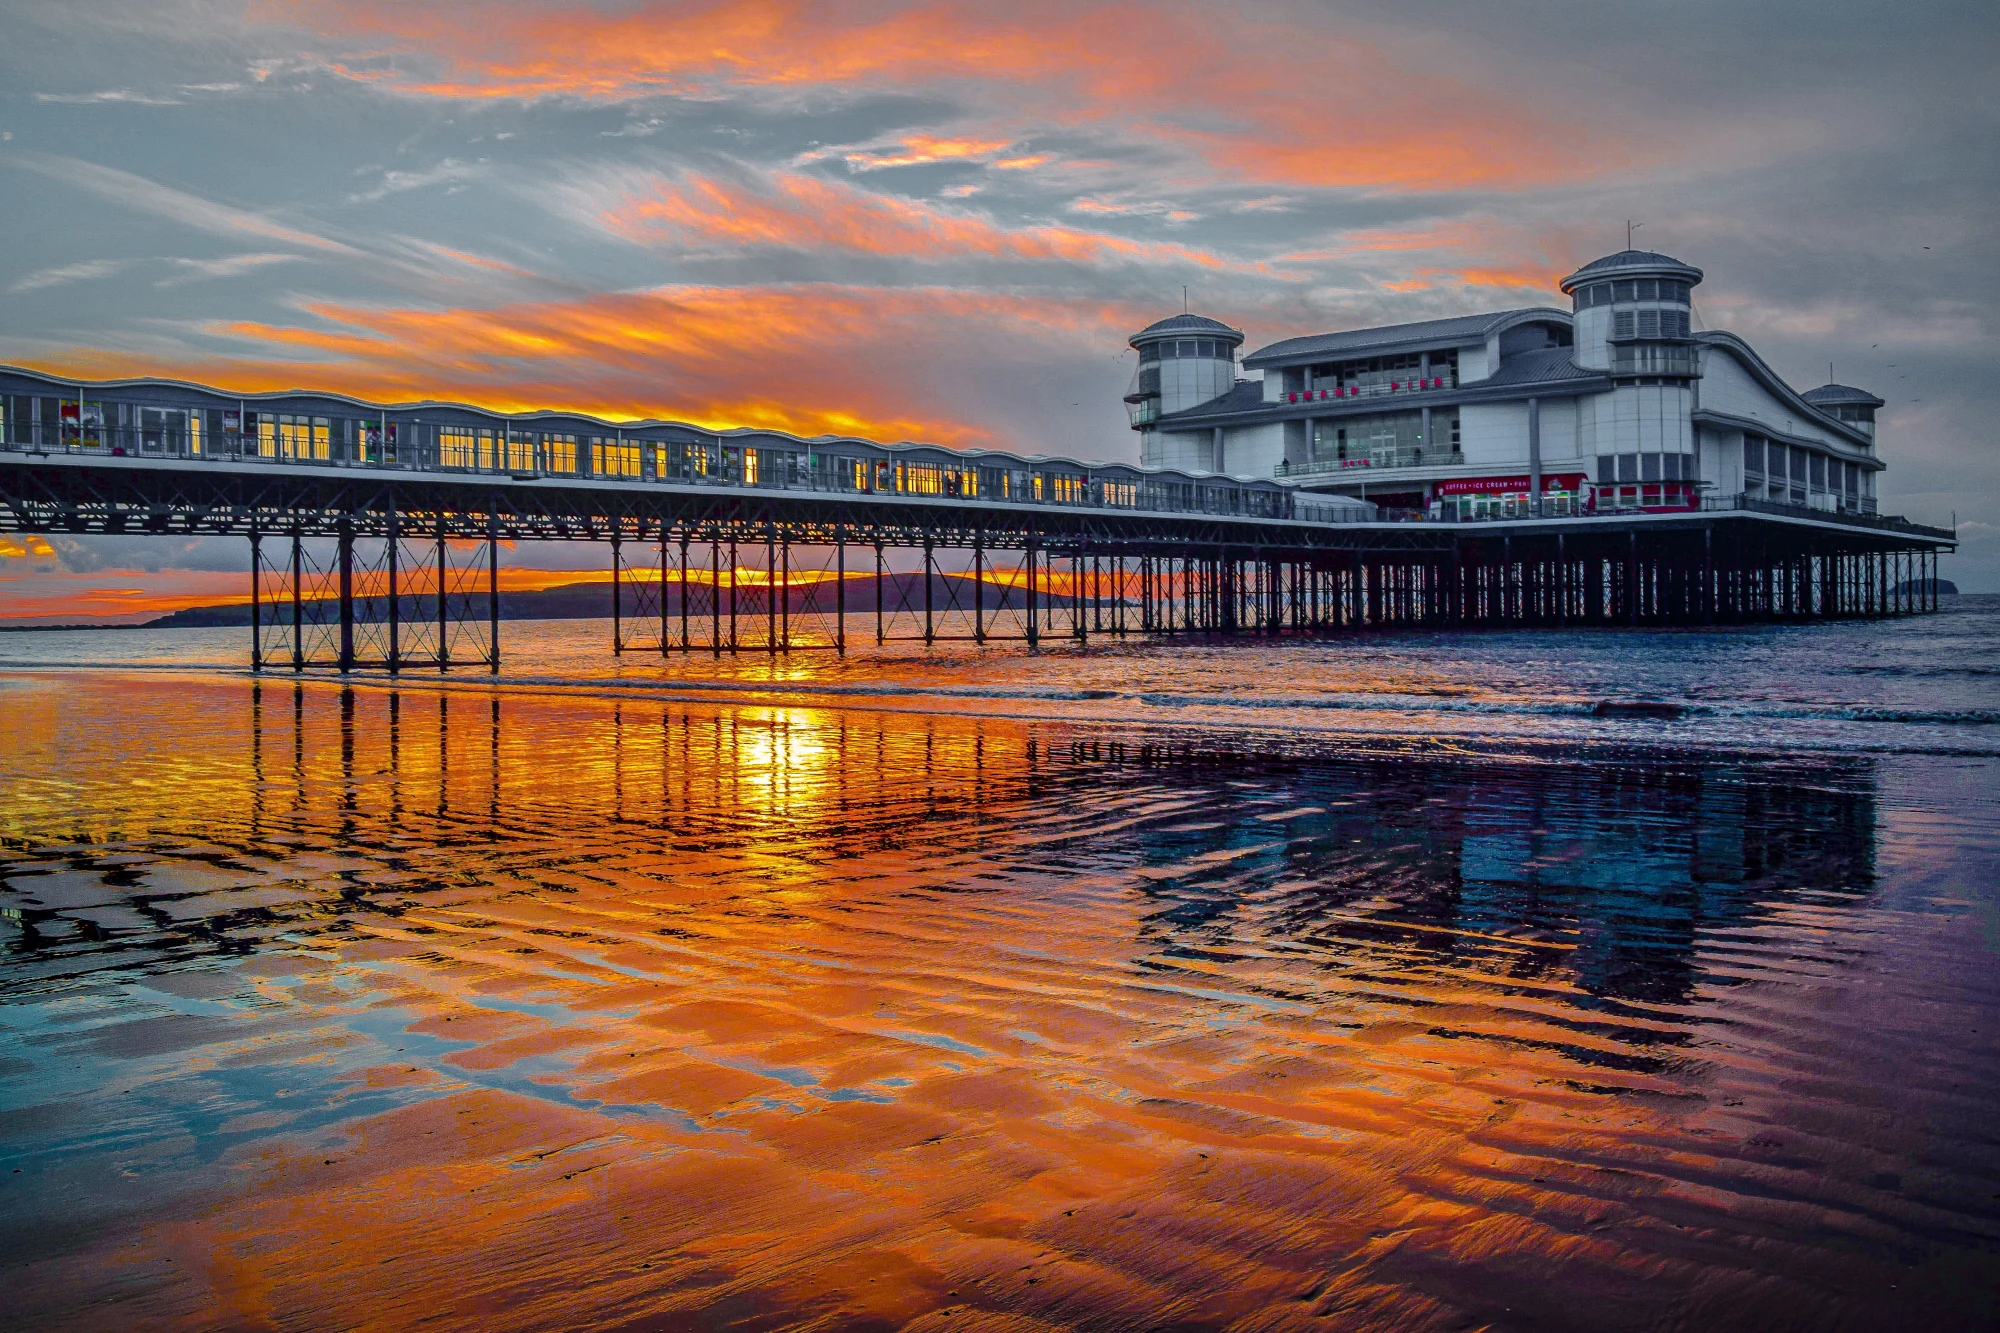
xmin=2 ymin=608 xmax=1998 ymax=1330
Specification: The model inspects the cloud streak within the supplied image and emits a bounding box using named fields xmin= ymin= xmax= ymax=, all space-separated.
xmin=585 ymin=170 xmax=1262 ymax=272
xmin=270 ymin=0 xmax=1606 ymax=191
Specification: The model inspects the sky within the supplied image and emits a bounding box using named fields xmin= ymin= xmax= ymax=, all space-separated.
xmin=1 ymin=0 xmax=1996 ymax=620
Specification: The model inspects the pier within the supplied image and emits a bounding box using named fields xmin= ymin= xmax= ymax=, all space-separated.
xmin=0 ymin=370 xmax=1954 ymax=672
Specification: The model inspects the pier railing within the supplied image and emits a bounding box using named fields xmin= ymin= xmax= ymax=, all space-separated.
xmin=0 ymin=425 xmax=1380 ymax=526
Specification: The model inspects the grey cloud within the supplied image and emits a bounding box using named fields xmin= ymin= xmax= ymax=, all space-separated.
xmin=35 ymin=89 xmax=182 ymax=106
xmin=46 ymin=534 xmax=247 ymax=575
xmin=11 ymin=259 xmax=130 ymax=292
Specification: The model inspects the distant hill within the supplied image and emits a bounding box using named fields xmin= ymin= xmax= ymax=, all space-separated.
xmin=1890 ymin=578 xmax=1959 ymax=597
xmin=142 ymin=573 xmax=1084 ymax=629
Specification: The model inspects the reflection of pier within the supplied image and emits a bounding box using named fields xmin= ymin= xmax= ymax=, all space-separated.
xmin=1111 ymin=742 xmax=1877 ymax=1011
xmin=0 ymin=367 xmax=1954 ymax=671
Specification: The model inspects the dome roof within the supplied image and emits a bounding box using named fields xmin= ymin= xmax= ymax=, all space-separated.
xmin=1132 ymin=313 xmax=1244 ymax=343
xmin=1803 ymin=383 xmax=1884 ymax=408
xmin=1560 ymin=249 xmax=1703 ymax=292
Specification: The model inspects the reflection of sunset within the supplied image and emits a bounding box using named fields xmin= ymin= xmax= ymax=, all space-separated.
xmin=5 ymin=672 xmax=1960 ymax=1329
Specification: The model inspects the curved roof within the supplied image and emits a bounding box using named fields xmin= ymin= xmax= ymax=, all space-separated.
xmin=1561 ymin=249 xmax=1703 ymax=292
xmin=1242 ymin=308 xmax=1568 ymax=368
xmin=1802 ymin=383 xmax=1885 ymax=408
xmin=1693 ymin=334 xmax=1875 ymax=451
xmin=1131 ymin=313 xmax=1244 ymax=343
xmin=0 ymin=363 xmax=1303 ymax=486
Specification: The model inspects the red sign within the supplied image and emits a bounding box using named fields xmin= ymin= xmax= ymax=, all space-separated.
xmin=1433 ymin=472 xmax=1587 ymax=497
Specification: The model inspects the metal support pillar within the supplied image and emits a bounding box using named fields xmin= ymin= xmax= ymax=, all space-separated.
xmin=249 ymin=532 xmax=263 ymax=672
xmin=680 ymin=537 xmax=691 ymax=652
xmin=1627 ymin=530 xmax=1639 ymax=626
xmin=611 ymin=532 xmax=623 ymax=652
xmin=923 ymin=536 xmax=935 ymax=646
xmin=1074 ymin=552 xmax=1086 ymax=642
xmin=874 ymin=542 xmax=886 ymax=645
xmin=1026 ymin=539 xmax=1040 ymax=649
xmin=337 ymin=517 xmax=355 ymax=672
xmin=386 ymin=510 xmax=400 ymax=672
xmin=973 ymin=540 xmax=985 ymax=644
xmin=835 ymin=535 xmax=847 ymax=655
xmin=291 ymin=527 xmax=304 ymax=672
xmin=487 ymin=517 xmax=500 ymax=674
xmin=711 ymin=539 xmax=723 ymax=655
xmin=437 ymin=524 xmax=450 ymax=672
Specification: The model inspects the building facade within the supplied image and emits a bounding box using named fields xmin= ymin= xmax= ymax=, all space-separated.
xmin=1130 ymin=250 xmax=1885 ymax=521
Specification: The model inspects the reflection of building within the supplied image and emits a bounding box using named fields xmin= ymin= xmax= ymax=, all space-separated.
xmin=1124 ymin=750 xmax=1877 ymax=1009
xmin=1130 ymin=249 xmax=1888 ymax=522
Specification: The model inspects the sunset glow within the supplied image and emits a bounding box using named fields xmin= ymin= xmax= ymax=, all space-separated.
xmin=0 ymin=0 xmax=1984 ymax=607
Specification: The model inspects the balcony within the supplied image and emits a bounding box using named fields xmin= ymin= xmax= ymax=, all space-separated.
xmin=1128 ymin=399 xmax=1161 ymax=427
xmin=1608 ymin=342 xmax=1700 ymax=378
xmin=1276 ymin=449 xmax=1464 ymax=479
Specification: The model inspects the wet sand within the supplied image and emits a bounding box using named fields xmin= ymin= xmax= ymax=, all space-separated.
xmin=1 ymin=670 xmax=1997 ymax=1330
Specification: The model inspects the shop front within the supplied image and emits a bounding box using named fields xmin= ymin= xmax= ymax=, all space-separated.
xmin=1432 ymin=472 xmax=1589 ymax=520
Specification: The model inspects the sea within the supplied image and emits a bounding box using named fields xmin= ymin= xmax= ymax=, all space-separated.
xmin=1 ymin=600 xmax=1996 ymax=1331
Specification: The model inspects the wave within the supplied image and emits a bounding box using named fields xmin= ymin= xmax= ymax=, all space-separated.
xmin=7 ymin=663 xmax=1996 ymax=730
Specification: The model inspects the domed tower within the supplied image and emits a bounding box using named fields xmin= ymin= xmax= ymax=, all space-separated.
xmin=1560 ymin=250 xmax=1704 ymax=376
xmin=1559 ymin=249 xmax=1708 ymax=506
xmin=1127 ymin=314 xmax=1244 ymax=463
xmin=1803 ymin=383 xmax=1884 ymax=442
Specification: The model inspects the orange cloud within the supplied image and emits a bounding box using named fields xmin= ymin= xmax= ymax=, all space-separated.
xmin=595 ymin=171 xmax=1249 ymax=270
xmin=0 ymin=536 xmax=58 ymax=559
xmin=263 ymin=0 xmax=1610 ymax=192
xmin=24 ymin=283 xmax=1158 ymax=451
xmin=840 ymin=133 xmax=1016 ymax=169
xmin=0 ymin=571 xmax=252 ymax=623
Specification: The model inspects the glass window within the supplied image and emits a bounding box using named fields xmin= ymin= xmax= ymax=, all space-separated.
xmin=258 ymin=413 xmax=330 ymax=461
xmin=1597 ymin=455 xmax=1614 ymax=484
xmin=1617 ymin=453 xmax=1638 ymax=483
xmin=1744 ymin=438 xmax=1764 ymax=473
xmin=1614 ymin=280 xmax=1636 ymax=301
xmin=592 ymin=438 xmax=642 ymax=477
xmin=543 ymin=434 xmax=577 ymax=474
xmin=1612 ymin=311 xmax=1635 ymax=339
xmin=1139 ymin=344 xmax=1159 ymax=364
xmin=1642 ymin=452 xmax=1661 ymax=482
xmin=1809 ymin=453 xmax=1826 ymax=489
xmin=1638 ymin=310 xmax=1661 ymax=338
